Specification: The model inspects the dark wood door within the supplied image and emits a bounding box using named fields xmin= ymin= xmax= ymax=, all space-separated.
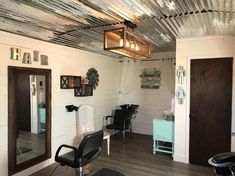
xmin=16 ymin=72 xmax=31 ymax=132
xmin=190 ymin=58 xmax=233 ymax=166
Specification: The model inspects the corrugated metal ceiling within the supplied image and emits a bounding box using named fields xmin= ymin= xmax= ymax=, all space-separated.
xmin=0 ymin=0 xmax=234 ymax=58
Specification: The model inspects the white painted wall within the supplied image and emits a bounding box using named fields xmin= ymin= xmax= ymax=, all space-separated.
xmin=0 ymin=31 xmax=121 ymax=176
xmin=119 ymin=52 xmax=175 ymax=135
xmin=174 ymin=36 xmax=235 ymax=163
xmin=30 ymin=75 xmax=46 ymax=134
xmin=36 ymin=75 xmax=46 ymax=132
xmin=30 ymin=75 xmax=38 ymax=134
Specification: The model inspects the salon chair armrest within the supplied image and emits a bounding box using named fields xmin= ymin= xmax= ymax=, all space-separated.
xmin=55 ymin=144 xmax=78 ymax=165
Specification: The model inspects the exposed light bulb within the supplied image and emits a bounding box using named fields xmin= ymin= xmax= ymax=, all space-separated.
xmin=131 ymin=43 xmax=135 ymax=49
xmin=126 ymin=40 xmax=130 ymax=47
xmin=135 ymin=44 xmax=139 ymax=51
xmin=120 ymin=39 xmax=124 ymax=46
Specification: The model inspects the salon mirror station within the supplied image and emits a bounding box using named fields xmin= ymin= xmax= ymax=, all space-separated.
xmin=8 ymin=66 xmax=51 ymax=175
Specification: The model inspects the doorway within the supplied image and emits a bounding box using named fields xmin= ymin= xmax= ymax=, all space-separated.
xmin=189 ymin=58 xmax=233 ymax=166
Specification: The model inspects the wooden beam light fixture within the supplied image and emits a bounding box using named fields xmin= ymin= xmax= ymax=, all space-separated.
xmin=104 ymin=20 xmax=151 ymax=59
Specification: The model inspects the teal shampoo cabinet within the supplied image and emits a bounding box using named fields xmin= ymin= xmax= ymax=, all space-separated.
xmin=153 ymin=118 xmax=174 ymax=155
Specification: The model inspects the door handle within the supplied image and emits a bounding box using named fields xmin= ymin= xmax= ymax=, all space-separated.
xmin=189 ymin=114 xmax=196 ymax=118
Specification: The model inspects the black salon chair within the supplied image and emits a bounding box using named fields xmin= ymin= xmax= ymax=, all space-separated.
xmin=119 ymin=104 xmax=139 ymax=116
xmin=119 ymin=104 xmax=139 ymax=131
xmin=208 ymin=152 xmax=235 ymax=175
xmin=51 ymin=130 xmax=103 ymax=176
xmin=105 ymin=109 xmax=132 ymax=143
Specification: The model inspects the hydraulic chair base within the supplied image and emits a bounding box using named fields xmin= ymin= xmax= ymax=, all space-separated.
xmin=75 ymin=167 xmax=83 ymax=176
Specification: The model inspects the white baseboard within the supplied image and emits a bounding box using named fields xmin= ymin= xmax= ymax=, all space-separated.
xmin=173 ymin=153 xmax=187 ymax=163
xmin=31 ymin=128 xmax=39 ymax=134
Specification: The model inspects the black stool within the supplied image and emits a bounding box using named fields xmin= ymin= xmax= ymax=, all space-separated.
xmin=93 ymin=168 xmax=125 ymax=176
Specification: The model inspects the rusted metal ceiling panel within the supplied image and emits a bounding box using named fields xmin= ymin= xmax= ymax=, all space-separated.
xmin=0 ymin=0 xmax=234 ymax=58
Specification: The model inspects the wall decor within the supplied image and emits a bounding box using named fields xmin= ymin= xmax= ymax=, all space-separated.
xmin=33 ymin=50 xmax=39 ymax=61
xmin=60 ymin=75 xmax=81 ymax=89
xmin=10 ymin=48 xmax=21 ymax=60
xmin=176 ymin=86 xmax=186 ymax=104
xmin=177 ymin=66 xmax=186 ymax=84
xmin=140 ymin=68 xmax=161 ymax=89
xmin=22 ymin=52 xmax=32 ymax=64
xmin=86 ymin=68 xmax=99 ymax=90
xmin=74 ymin=84 xmax=93 ymax=97
xmin=41 ymin=55 xmax=48 ymax=65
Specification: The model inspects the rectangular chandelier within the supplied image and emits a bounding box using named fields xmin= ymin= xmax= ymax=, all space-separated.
xmin=104 ymin=27 xmax=151 ymax=59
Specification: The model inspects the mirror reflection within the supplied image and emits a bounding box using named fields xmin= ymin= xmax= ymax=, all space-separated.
xmin=16 ymin=75 xmax=46 ymax=164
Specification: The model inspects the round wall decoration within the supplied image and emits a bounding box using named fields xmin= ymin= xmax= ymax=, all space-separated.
xmin=86 ymin=68 xmax=99 ymax=90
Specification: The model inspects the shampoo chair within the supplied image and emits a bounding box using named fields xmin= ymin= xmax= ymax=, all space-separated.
xmin=208 ymin=152 xmax=235 ymax=175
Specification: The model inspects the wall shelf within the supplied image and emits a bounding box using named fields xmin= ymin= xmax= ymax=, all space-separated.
xmin=74 ymin=84 xmax=93 ymax=97
xmin=60 ymin=75 xmax=81 ymax=89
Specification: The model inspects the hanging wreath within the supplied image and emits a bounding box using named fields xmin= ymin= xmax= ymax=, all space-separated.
xmin=86 ymin=68 xmax=99 ymax=90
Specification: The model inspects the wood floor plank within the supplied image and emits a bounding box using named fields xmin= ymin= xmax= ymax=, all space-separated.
xmin=31 ymin=133 xmax=214 ymax=176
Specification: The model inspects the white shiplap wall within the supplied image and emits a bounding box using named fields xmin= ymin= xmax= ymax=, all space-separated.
xmin=119 ymin=52 xmax=176 ymax=135
xmin=0 ymin=31 xmax=121 ymax=176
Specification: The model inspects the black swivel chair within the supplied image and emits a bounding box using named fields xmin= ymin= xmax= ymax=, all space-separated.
xmin=119 ymin=104 xmax=139 ymax=115
xmin=51 ymin=130 xmax=103 ymax=176
xmin=105 ymin=109 xmax=132 ymax=143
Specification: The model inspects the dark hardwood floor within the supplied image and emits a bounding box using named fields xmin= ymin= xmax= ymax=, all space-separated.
xmin=31 ymin=133 xmax=214 ymax=176
xmin=17 ymin=130 xmax=45 ymax=164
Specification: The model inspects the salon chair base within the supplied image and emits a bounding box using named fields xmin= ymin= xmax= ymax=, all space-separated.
xmin=75 ymin=167 xmax=83 ymax=176
xmin=92 ymin=168 xmax=125 ymax=176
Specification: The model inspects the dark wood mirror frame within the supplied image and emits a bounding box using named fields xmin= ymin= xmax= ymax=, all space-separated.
xmin=8 ymin=66 xmax=51 ymax=175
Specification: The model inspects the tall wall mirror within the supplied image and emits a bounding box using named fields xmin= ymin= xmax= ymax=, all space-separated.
xmin=8 ymin=66 xmax=51 ymax=175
